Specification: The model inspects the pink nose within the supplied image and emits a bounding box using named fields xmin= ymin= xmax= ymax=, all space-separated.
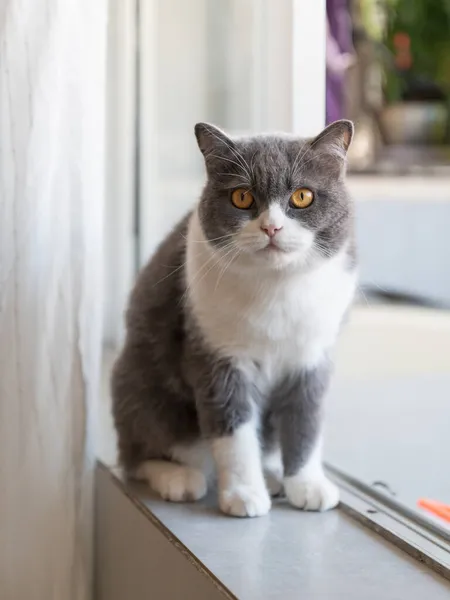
xmin=261 ymin=224 xmax=282 ymax=238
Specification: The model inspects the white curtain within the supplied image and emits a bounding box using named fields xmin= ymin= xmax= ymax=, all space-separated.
xmin=0 ymin=1 xmax=107 ymax=598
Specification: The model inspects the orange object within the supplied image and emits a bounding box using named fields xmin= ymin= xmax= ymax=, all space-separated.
xmin=418 ymin=498 xmax=450 ymax=523
xmin=393 ymin=32 xmax=411 ymax=49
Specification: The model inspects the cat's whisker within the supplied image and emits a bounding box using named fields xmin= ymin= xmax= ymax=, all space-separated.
xmin=361 ymin=279 xmax=390 ymax=295
xmin=182 ymin=246 xmax=235 ymax=306
xmin=188 ymin=232 xmax=236 ymax=244
xmin=213 ymin=249 xmax=237 ymax=294
xmin=179 ymin=240 xmax=237 ymax=305
xmin=290 ymin=141 xmax=311 ymax=179
xmin=205 ymin=153 xmax=250 ymax=180
xmin=215 ymin=172 xmax=250 ymax=185
xmin=179 ymin=256 xmax=218 ymax=306
xmin=250 ymin=151 xmax=257 ymax=182
xmin=205 ymin=141 xmax=251 ymax=179
xmin=214 ymin=246 xmax=241 ymax=292
xmin=357 ymin=285 xmax=371 ymax=307
xmin=189 ymin=239 xmax=241 ymax=300
xmin=216 ymin=172 xmax=248 ymax=178
xmin=153 ymin=246 xmax=209 ymax=288
xmin=152 ymin=263 xmax=187 ymax=288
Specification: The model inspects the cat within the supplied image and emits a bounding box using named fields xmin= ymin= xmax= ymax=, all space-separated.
xmin=111 ymin=120 xmax=357 ymax=518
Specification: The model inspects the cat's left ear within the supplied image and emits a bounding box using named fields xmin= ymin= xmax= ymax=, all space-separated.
xmin=310 ymin=119 xmax=354 ymax=162
xmin=194 ymin=122 xmax=234 ymax=157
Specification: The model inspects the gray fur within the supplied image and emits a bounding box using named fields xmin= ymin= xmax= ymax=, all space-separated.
xmin=112 ymin=121 xmax=355 ymax=479
xmin=274 ymin=362 xmax=332 ymax=476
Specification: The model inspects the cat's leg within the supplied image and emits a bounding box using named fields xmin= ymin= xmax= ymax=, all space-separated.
xmin=261 ymin=414 xmax=284 ymax=497
xmin=212 ymin=418 xmax=271 ymax=517
xmin=195 ymin=362 xmax=271 ymax=518
xmin=276 ymin=363 xmax=339 ymax=511
xmin=283 ymin=434 xmax=339 ymax=511
xmin=112 ymin=342 xmax=211 ymax=502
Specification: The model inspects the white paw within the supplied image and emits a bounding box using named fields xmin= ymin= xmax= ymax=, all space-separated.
xmin=156 ymin=467 xmax=207 ymax=502
xmin=219 ymin=484 xmax=271 ymax=518
xmin=285 ymin=476 xmax=339 ymax=511
xmin=136 ymin=463 xmax=207 ymax=502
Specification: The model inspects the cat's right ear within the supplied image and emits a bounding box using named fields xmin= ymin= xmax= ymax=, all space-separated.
xmin=194 ymin=122 xmax=234 ymax=158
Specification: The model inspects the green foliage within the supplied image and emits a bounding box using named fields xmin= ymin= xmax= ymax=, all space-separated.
xmin=382 ymin=0 xmax=450 ymax=102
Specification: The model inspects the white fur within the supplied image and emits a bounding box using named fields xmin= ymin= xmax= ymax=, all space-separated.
xmin=187 ymin=209 xmax=356 ymax=375
xmin=259 ymin=204 xmax=289 ymax=234
xmin=284 ymin=436 xmax=339 ymax=511
xmin=134 ymin=461 xmax=207 ymax=502
xmin=134 ymin=441 xmax=214 ymax=503
xmin=212 ymin=419 xmax=271 ymax=517
xmin=170 ymin=441 xmax=215 ymax=478
xmin=241 ymin=202 xmax=316 ymax=269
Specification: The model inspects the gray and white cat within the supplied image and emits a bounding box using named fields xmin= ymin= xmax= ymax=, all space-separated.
xmin=112 ymin=120 xmax=357 ymax=518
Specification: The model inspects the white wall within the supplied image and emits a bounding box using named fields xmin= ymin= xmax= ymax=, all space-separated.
xmin=0 ymin=1 xmax=107 ymax=598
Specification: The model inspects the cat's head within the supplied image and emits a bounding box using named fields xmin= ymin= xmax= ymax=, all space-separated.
xmin=195 ymin=121 xmax=354 ymax=271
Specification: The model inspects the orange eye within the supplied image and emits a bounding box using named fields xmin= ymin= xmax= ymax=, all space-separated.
xmin=291 ymin=188 xmax=314 ymax=209
xmin=231 ymin=188 xmax=254 ymax=210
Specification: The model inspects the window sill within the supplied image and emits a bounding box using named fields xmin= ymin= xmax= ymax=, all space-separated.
xmin=96 ymin=462 xmax=450 ymax=600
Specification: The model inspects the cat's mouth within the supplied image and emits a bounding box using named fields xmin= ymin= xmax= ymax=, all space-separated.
xmin=263 ymin=246 xmax=283 ymax=253
xmin=260 ymin=241 xmax=286 ymax=253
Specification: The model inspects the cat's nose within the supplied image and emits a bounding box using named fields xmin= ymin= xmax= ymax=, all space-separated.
xmin=261 ymin=224 xmax=283 ymax=238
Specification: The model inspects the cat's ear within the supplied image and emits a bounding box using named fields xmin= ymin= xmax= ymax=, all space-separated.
xmin=309 ymin=120 xmax=354 ymax=162
xmin=194 ymin=122 xmax=234 ymax=157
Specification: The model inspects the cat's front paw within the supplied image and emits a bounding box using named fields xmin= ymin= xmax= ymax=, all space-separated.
xmin=285 ymin=476 xmax=339 ymax=511
xmin=219 ymin=484 xmax=271 ymax=518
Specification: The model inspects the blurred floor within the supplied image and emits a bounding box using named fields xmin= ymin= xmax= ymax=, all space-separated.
xmin=329 ymin=302 xmax=450 ymax=516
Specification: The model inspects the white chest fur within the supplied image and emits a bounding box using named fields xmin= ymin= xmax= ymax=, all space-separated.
xmin=186 ymin=212 xmax=356 ymax=379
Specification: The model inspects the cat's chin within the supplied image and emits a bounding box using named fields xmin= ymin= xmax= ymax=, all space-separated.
xmin=251 ymin=247 xmax=307 ymax=271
